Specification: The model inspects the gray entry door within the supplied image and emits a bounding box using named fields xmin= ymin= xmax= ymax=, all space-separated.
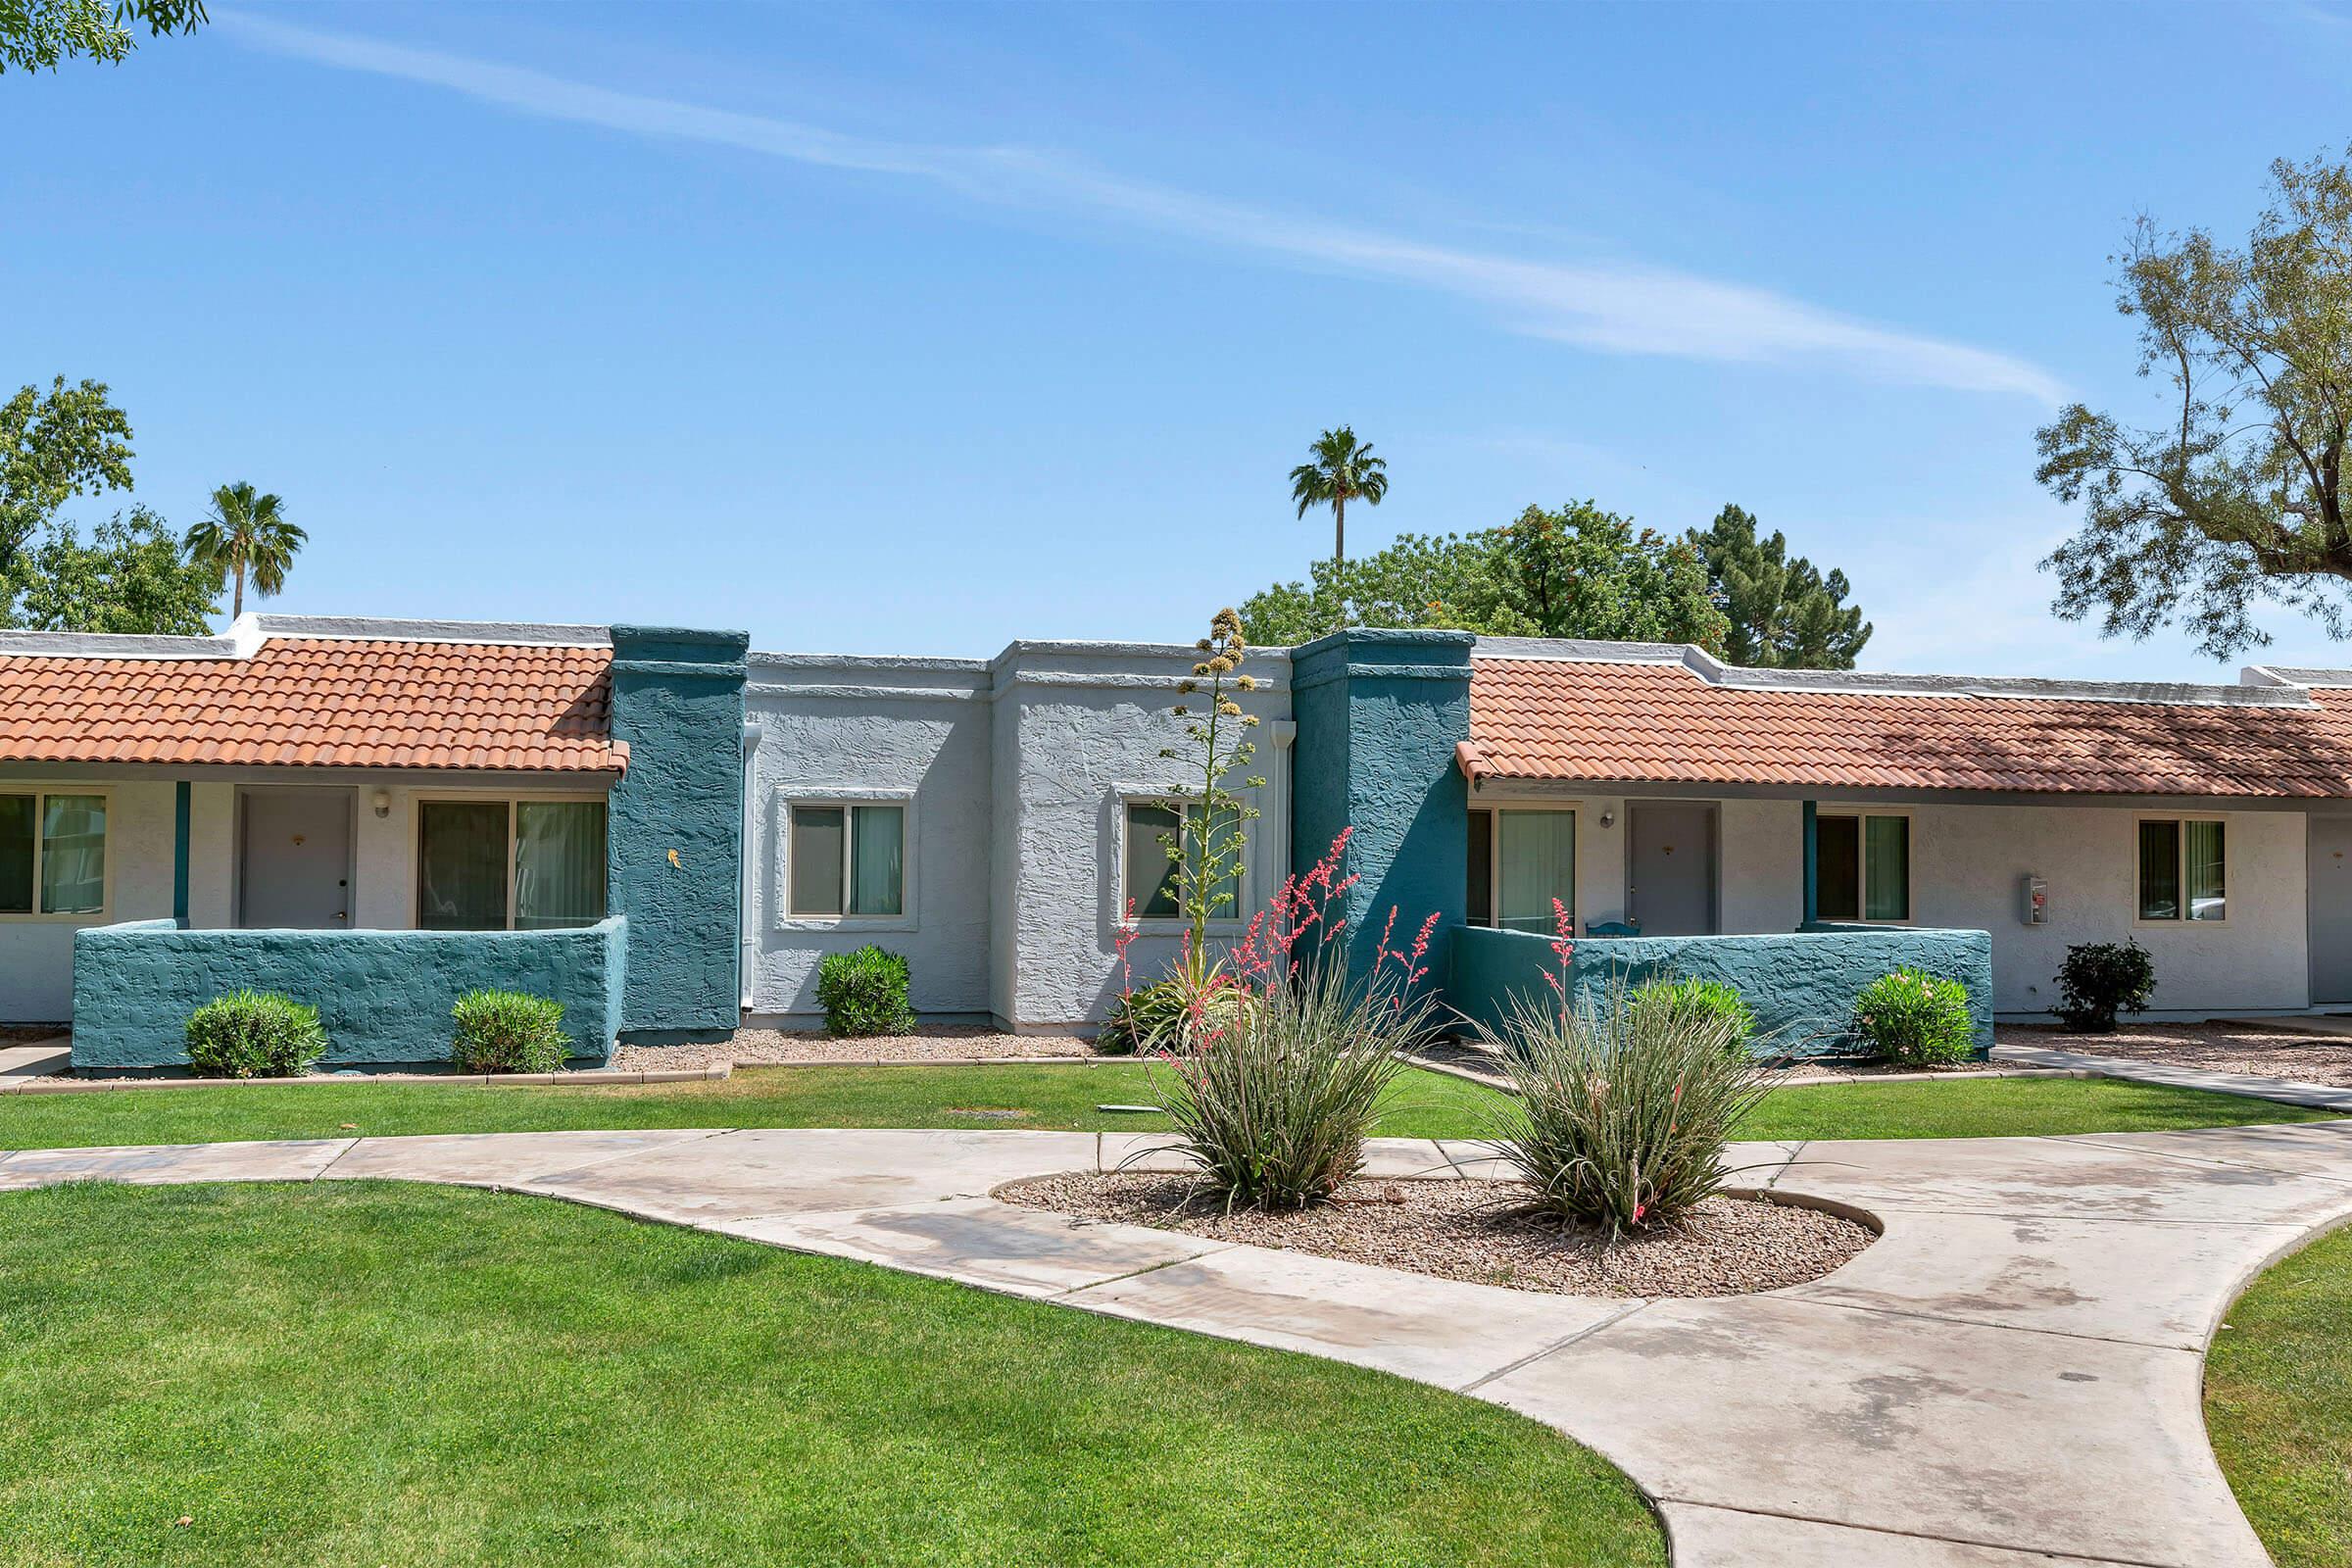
xmin=1627 ymin=803 xmax=1717 ymax=937
xmin=238 ymin=788 xmax=354 ymax=929
xmin=2311 ymin=816 xmax=2352 ymax=1004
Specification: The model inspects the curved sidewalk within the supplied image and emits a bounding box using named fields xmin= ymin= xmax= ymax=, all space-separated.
xmin=8 ymin=1120 xmax=2352 ymax=1566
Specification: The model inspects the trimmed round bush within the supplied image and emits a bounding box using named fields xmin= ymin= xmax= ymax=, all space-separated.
xmin=184 ymin=990 xmax=328 ymax=1078
xmin=2053 ymin=940 xmax=2157 ymax=1034
xmin=1636 ymin=976 xmax=1759 ymax=1059
xmin=1851 ymin=967 xmax=1974 ymax=1066
xmin=815 ymin=945 xmax=917 ymax=1037
xmin=450 ymin=990 xmax=569 ymax=1074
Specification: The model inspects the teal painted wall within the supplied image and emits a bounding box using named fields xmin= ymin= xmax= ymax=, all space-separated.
xmin=70 ymin=916 xmax=627 ymax=1069
xmin=607 ymin=625 xmax=749 ymax=1043
xmin=1449 ymin=923 xmax=1996 ymax=1056
xmin=1289 ymin=629 xmax=1473 ymax=976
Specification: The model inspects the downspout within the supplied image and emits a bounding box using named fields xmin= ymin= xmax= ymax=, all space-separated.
xmin=740 ymin=719 xmax=762 ymax=1010
xmin=1801 ymin=799 xmax=1819 ymax=931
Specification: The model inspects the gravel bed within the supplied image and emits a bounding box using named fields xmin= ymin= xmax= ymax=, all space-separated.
xmin=1998 ymin=1021 xmax=2352 ymax=1087
xmin=997 ymin=1171 xmax=1874 ymax=1298
xmin=611 ymin=1025 xmax=1091 ymax=1071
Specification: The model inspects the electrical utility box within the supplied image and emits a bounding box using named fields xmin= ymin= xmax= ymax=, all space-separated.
xmin=2022 ymin=875 xmax=2048 ymax=925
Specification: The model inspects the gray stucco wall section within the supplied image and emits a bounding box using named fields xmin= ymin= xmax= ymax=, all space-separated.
xmin=744 ymin=657 xmax=996 ymax=1022
xmin=70 ymin=915 xmax=627 ymax=1068
xmin=1449 ymin=922 xmax=1995 ymax=1056
xmin=989 ymin=642 xmax=1294 ymax=1030
xmin=607 ymin=625 xmax=749 ymax=1042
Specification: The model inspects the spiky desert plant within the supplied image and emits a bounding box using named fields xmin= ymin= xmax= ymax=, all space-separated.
xmin=1479 ymin=975 xmax=1773 ymax=1238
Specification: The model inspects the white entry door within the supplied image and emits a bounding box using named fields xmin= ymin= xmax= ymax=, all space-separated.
xmin=238 ymin=788 xmax=355 ymax=929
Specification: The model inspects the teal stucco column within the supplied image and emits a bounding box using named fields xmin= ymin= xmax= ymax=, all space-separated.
xmin=607 ymin=624 xmax=750 ymax=1043
xmin=1288 ymin=628 xmax=1473 ymax=978
xmin=172 ymin=779 xmax=191 ymax=926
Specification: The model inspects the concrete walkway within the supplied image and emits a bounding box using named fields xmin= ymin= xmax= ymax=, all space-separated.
xmin=7 ymin=1121 xmax=2352 ymax=1566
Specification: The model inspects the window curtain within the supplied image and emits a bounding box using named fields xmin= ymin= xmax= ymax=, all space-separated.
xmin=1863 ymin=815 xmax=1910 ymax=921
xmin=1497 ymin=809 xmax=1576 ymax=934
xmin=515 ymin=801 xmax=608 ymax=929
xmin=39 ymin=794 xmax=105 ymax=914
xmin=0 ymin=795 xmax=32 ymax=914
xmin=2138 ymin=820 xmax=2181 ymax=921
xmin=790 ymin=807 xmax=847 ymax=916
xmin=848 ymin=805 xmax=904 ymax=916
xmin=418 ymin=801 xmax=509 ymax=931
xmin=2185 ymin=820 xmax=2226 ymax=922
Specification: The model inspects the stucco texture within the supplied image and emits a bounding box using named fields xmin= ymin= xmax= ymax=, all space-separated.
xmin=745 ymin=660 xmax=995 ymax=1022
xmin=1449 ymin=922 xmax=1995 ymax=1056
xmin=1290 ymin=630 xmax=1472 ymax=977
xmin=69 ymin=914 xmax=627 ymax=1068
xmin=607 ymin=626 xmax=749 ymax=1041
xmin=0 ymin=777 xmax=178 ymax=1021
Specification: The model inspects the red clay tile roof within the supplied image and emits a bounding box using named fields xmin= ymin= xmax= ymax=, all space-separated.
xmin=0 ymin=638 xmax=623 ymax=773
xmin=1468 ymin=656 xmax=2352 ymax=798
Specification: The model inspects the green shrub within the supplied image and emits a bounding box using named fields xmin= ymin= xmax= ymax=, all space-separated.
xmin=2053 ymin=940 xmax=2157 ymax=1034
xmin=1095 ymin=977 xmax=1245 ymax=1055
xmin=1479 ymin=978 xmax=1770 ymax=1237
xmin=450 ymin=990 xmax=569 ymax=1073
xmin=1144 ymin=963 xmax=1435 ymax=1210
xmin=184 ymin=990 xmax=328 ymax=1078
xmin=815 ymin=945 xmax=916 ymax=1037
xmin=1851 ymin=967 xmax=1975 ymax=1065
xmin=1635 ymin=976 xmax=1759 ymax=1058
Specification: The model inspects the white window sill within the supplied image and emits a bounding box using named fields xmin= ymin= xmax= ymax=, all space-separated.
xmin=775 ymin=916 xmax=918 ymax=935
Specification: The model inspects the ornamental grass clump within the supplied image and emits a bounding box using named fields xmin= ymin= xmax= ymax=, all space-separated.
xmin=1144 ymin=954 xmax=1436 ymax=1211
xmin=1851 ymin=967 xmax=1975 ymax=1066
xmin=1480 ymin=978 xmax=1773 ymax=1238
xmin=450 ymin=990 xmax=569 ymax=1074
xmin=184 ymin=990 xmax=328 ymax=1079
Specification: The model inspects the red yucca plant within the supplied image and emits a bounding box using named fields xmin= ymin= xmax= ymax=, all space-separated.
xmin=1130 ymin=831 xmax=1442 ymax=1210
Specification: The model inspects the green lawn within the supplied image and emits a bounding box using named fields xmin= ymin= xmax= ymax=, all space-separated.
xmin=2207 ymin=1223 xmax=2352 ymax=1568
xmin=0 ymin=1062 xmax=2332 ymax=1152
xmin=0 ymin=1181 xmax=1664 ymax=1568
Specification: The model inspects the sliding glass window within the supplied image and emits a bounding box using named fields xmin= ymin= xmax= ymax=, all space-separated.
xmin=417 ymin=798 xmax=607 ymax=932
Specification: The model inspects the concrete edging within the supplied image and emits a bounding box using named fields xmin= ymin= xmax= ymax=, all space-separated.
xmin=0 ymin=1064 xmax=734 ymax=1097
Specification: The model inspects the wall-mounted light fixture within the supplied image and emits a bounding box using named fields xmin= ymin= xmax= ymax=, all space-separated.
xmin=1598 ymin=808 xmax=1616 ymax=828
xmin=370 ymin=789 xmax=391 ymax=819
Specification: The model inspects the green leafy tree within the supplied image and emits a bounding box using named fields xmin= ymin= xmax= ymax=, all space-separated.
xmin=1689 ymin=504 xmax=1871 ymax=667
xmin=1487 ymin=502 xmax=1730 ymax=649
xmin=1289 ymin=426 xmax=1388 ymax=570
xmin=1 ymin=376 xmax=134 ymax=579
xmin=3 ymin=507 xmax=218 ymax=633
xmin=1239 ymin=503 xmax=1729 ymax=651
xmin=2036 ymin=148 xmax=2352 ymax=658
xmin=1 ymin=0 xmax=204 ymax=72
xmin=185 ymin=480 xmax=304 ymax=618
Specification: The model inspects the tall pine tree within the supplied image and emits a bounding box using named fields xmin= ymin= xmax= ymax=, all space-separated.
xmin=1690 ymin=504 xmax=1871 ymax=669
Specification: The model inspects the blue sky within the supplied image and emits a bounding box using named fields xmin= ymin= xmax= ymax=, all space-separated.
xmin=8 ymin=1 xmax=2348 ymax=678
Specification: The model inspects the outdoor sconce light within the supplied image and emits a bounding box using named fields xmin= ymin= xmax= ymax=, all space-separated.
xmin=370 ymin=789 xmax=391 ymax=819
xmin=1599 ymin=808 xmax=1615 ymax=828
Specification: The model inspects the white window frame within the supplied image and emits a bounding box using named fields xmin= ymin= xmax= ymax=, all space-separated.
xmin=2135 ymin=814 xmax=2229 ymax=927
xmin=1118 ymin=792 xmax=1246 ymax=934
xmin=410 ymin=790 xmax=609 ymax=932
xmin=0 ymin=785 xmax=113 ymax=923
xmin=1472 ymin=801 xmax=1581 ymax=932
xmin=775 ymin=786 xmax=917 ymax=932
xmin=1815 ymin=808 xmax=1916 ymax=926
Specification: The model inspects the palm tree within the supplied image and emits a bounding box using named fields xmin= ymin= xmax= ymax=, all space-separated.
xmin=1289 ymin=426 xmax=1388 ymax=568
xmin=186 ymin=481 xmax=304 ymax=619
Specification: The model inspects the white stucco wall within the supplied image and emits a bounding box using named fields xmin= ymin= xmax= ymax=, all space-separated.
xmin=0 ymin=776 xmax=178 ymax=1021
xmin=1472 ymin=785 xmax=2308 ymax=1018
xmin=742 ymin=657 xmax=997 ymax=1022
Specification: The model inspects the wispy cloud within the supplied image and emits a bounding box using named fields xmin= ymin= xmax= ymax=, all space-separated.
xmin=219 ymin=12 xmax=2068 ymax=403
